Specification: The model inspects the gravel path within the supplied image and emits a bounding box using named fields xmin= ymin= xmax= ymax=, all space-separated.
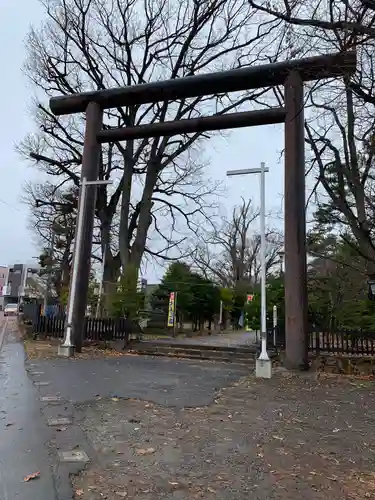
xmin=71 ymin=371 xmax=375 ymax=499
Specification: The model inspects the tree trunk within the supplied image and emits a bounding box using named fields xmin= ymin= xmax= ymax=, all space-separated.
xmin=129 ymin=163 xmax=158 ymax=271
xmin=119 ymin=140 xmax=134 ymax=271
xmin=102 ymin=254 xmax=121 ymax=314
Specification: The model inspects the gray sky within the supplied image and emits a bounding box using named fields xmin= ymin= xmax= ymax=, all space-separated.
xmin=0 ymin=0 xmax=44 ymax=266
xmin=0 ymin=0 xmax=284 ymax=276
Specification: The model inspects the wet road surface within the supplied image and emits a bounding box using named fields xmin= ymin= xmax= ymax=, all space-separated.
xmin=0 ymin=318 xmax=58 ymax=500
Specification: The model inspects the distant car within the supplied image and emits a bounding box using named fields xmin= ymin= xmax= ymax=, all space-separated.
xmin=4 ymin=303 xmax=18 ymax=317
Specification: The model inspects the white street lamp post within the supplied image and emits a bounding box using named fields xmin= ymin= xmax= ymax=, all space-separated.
xmin=58 ymin=177 xmax=113 ymax=357
xmin=227 ymin=162 xmax=272 ymax=378
xmin=96 ymin=243 xmax=107 ymax=318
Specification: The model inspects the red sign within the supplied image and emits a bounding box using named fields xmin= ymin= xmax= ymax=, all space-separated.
xmin=247 ymin=294 xmax=254 ymax=303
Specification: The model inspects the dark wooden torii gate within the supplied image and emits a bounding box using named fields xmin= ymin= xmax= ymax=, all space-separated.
xmin=49 ymin=51 xmax=356 ymax=368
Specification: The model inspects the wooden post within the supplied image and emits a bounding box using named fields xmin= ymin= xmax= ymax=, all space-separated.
xmin=66 ymin=102 xmax=103 ymax=352
xmin=284 ymin=71 xmax=309 ymax=370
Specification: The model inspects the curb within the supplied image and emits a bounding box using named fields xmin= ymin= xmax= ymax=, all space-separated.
xmin=25 ymin=359 xmax=94 ymax=500
xmin=0 ymin=317 xmax=9 ymax=352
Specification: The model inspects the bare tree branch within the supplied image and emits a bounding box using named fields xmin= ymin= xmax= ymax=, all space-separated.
xmin=21 ymin=0 xmax=282 ymax=290
xmin=191 ymin=199 xmax=283 ymax=287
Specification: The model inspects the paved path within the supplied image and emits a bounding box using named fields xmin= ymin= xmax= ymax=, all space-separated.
xmin=154 ymin=330 xmax=258 ymax=348
xmin=27 ymin=355 xmax=249 ymax=407
xmin=0 ymin=316 xmax=58 ymax=500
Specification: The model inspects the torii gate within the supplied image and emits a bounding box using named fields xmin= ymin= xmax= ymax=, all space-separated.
xmin=49 ymin=51 xmax=356 ymax=369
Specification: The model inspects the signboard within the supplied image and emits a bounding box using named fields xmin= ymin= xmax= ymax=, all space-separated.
xmin=167 ymin=292 xmax=176 ymax=327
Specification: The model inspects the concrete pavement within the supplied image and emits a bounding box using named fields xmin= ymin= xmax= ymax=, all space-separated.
xmin=0 ymin=318 xmax=59 ymax=500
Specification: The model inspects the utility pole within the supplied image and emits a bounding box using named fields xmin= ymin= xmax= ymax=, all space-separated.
xmin=43 ymin=231 xmax=55 ymax=316
xmin=227 ymin=162 xmax=272 ymax=379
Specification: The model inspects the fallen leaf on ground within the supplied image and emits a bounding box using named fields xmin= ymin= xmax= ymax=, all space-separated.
xmin=23 ymin=472 xmax=40 ymax=482
xmin=207 ymin=487 xmax=216 ymax=493
xmin=136 ymin=447 xmax=156 ymax=455
xmin=75 ymin=489 xmax=84 ymax=496
xmin=5 ymin=422 xmax=15 ymax=427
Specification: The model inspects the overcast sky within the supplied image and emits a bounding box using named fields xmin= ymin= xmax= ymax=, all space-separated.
xmin=0 ymin=0 xmax=284 ymax=279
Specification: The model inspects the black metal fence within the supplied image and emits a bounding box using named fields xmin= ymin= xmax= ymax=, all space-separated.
xmin=33 ymin=315 xmax=143 ymax=342
xmin=309 ymin=329 xmax=375 ymax=356
xmin=267 ymin=327 xmax=375 ymax=356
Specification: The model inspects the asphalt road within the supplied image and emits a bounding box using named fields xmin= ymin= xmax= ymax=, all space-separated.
xmin=0 ymin=319 xmax=58 ymax=500
xmin=29 ymin=355 xmax=249 ymax=408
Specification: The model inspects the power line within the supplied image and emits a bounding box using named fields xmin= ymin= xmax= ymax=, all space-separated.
xmin=0 ymin=198 xmax=21 ymax=212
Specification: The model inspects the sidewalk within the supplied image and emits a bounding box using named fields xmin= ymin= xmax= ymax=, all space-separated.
xmin=0 ymin=317 xmax=59 ymax=500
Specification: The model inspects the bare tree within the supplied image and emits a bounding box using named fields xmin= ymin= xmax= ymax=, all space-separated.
xmin=192 ymin=199 xmax=283 ymax=287
xmin=248 ymin=0 xmax=375 ymax=278
xmin=249 ymin=0 xmax=375 ymax=41
xmin=248 ymin=1 xmax=375 ymax=104
xmin=305 ymin=81 xmax=375 ymax=277
xmin=23 ymin=182 xmax=79 ymax=299
xmin=21 ymin=0 xmax=282 ymax=294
